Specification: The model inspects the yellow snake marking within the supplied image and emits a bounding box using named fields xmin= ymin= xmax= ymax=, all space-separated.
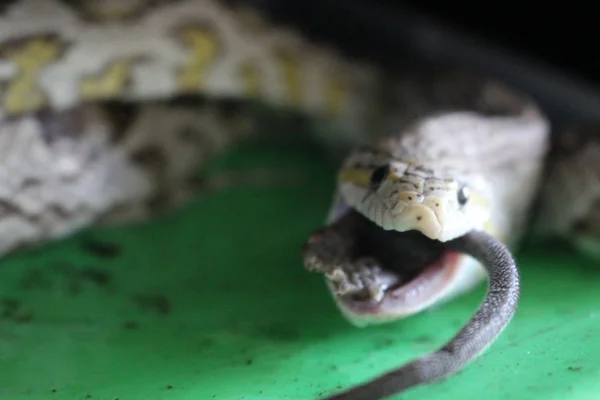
xmin=274 ymin=50 xmax=303 ymax=106
xmin=483 ymin=220 xmax=500 ymax=239
xmin=176 ymin=23 xmax=220 ymax=92
xmin=466 ymin=191 xmax=489 ymax=208
xmin=0 ymin=35 xmax=65 ymax=114
xmin=231 ymin=6 xmax=267 ymax=99
xmin=240 ymin=61 xmax=261 ymax=97
xmin=338 ymin=167 xmax=373 ymax=187
xmin=80 ymin=57 xmax=140 ymax=100
xmin=325 ymin=75 xmax=348 ymax=117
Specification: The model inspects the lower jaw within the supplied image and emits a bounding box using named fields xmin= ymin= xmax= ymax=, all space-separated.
xmin=327 ymin=252 xmax=469 ymax=327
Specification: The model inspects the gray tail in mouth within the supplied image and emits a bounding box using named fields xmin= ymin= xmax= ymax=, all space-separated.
xmin=322 ymin=229 xmax=520 ymax=400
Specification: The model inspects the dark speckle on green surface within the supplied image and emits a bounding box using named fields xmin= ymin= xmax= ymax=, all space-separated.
xmin=19 ymin=269 xmax=52 ymax=290
xmin=133 ymin=293 xmax=171 ymax=315
xmin=166 ymin=385 xmax=174 ymax=390
xmin=64 ymin=266 xmax=113 ymax=295
xmin=18 ymin=263 xmax=113 ymax=296
xmin=372 ymin=337 xmax=395 ymax=350
xmin=568 ymin=366 xmax=583 ymax=372
xmin=413 ymin=335 xmax=435 ymax=344
xmin=122 ymin=321 xmax=140 ymax=330
xmin=257 ymin=323 xmax=300 ymax=342
xmin=77 ymin=268 xmax=112 ymax=288
xmin=81 ymin=239 xmax=122 ymax=259
xmin=1 ymin=297 xmax=33 ymax=323
xmin=196 ymin=337 xmax=216 ymax=349
xmin=1 ymin=297 xmax=20 ymax=311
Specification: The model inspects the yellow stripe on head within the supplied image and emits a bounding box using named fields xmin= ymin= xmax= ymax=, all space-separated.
xmin=338 ymin=167 xmax=375 ymax=188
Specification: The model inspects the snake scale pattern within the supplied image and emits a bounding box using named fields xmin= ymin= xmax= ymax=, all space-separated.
xmin=0 ymin=0 xmax=391 ymax=255
xmin=2 ymin=1 xmax=599 ymax=400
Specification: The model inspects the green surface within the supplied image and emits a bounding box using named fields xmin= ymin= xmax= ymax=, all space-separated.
xmin=1 ymin=139 xmax=599 ymax=400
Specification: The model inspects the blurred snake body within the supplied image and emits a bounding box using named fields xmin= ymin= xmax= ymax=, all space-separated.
xmin=2 ymin=1 xmax=599 ymax=400
xmin=0 ymin=0 xmax=384 ymax=254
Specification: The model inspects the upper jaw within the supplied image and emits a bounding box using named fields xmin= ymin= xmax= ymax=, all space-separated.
xmin=353 ymin=196 xmax=446 ymax=240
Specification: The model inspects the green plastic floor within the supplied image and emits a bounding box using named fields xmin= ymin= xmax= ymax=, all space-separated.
xmin=1 ymin=138 xmax=599 ymax=400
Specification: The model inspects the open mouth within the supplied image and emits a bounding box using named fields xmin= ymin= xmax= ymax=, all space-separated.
xmin=306 ymin=210 xmax=465 ymax=323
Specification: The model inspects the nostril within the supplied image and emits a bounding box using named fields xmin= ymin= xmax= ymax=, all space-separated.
xmin=400 ymin=191 xmax=424 ymax=203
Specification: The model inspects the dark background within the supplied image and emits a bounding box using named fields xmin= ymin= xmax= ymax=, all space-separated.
xmin=381 ymin=0 xmax=591 ymax=80
xmin=266 ymin=0 xmax=595 ymax=84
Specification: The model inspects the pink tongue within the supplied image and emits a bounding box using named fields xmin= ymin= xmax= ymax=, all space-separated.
xmin=388 ymin=252 xmax=459 ymax=299
xmin=336 ymin=252 xmax=462 ymax=318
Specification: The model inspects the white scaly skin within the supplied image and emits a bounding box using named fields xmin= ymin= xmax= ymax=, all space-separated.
xmin=0 ymin=0 xmax=392 ymax=254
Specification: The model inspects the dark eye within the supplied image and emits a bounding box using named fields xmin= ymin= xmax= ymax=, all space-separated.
xmin=457 ymin=185 xmax=470 ymax=206
xmin=370 ymin=165 xmax=390 ymax=189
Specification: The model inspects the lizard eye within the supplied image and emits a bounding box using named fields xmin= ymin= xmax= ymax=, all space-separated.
xmin=370 ymin=165 xmax=390 ymax=190
xmin=457 ymin=185 xmax=470 ymax=206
